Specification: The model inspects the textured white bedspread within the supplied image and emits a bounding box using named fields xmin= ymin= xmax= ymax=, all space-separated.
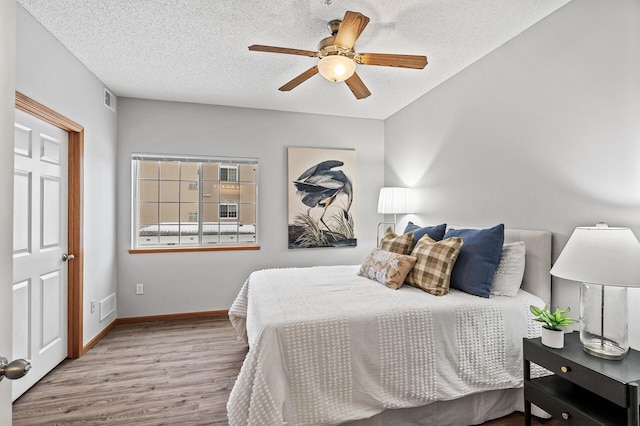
xmin=227 ymin=265 xmax=544 ymax=426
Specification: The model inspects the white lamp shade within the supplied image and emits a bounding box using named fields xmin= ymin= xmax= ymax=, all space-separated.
xmin=377 ymin=187 xmax=411 ymax=214
xmin=318 ymin=55 xmax=356 ymax=82
xmin=550 ymin=224 xmax=640 ymax=287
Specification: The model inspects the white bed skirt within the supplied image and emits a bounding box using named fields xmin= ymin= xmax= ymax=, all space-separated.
xmin=343 ymin=387 xmax=548 ymax=426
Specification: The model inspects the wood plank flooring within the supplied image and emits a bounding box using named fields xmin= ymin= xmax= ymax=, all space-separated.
xmin=13 ymin=317 xmax=556 ymax=425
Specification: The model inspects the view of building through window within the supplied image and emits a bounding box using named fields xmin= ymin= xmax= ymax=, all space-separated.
xmin=131 ymin=154 xmax=258 ymax=248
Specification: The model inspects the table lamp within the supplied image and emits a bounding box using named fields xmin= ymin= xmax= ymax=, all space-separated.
xmin=550 ymin=223 xmax=640 ymax=360
xmin=376 ymin=187 xmax=410 ymax=243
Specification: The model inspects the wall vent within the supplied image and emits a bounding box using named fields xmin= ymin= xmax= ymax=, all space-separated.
xmin=104 ymin=88 xmax=116 ymax=112
xmin=99 ymin=293 xmax=116 ymax=321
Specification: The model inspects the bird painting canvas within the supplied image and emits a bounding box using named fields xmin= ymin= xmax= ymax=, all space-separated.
xmin=288 ymin=147 xmax=357 ymax=249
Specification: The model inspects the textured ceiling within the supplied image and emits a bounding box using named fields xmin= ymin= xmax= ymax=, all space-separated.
xmin=17 ymin=0 xmax=571 ymax=120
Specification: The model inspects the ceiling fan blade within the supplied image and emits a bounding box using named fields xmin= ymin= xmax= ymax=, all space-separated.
xmin=358 ymin=53 xmax=428 ymax=69
xmin=334 ymin=11 xmax=370 ymax=49
xmin=248 ymin=44 xmax=319 ymax=58
xmin=279 ymin=66 xmax=319 ymax=91
xmin=345 ymin=72 xmax=371 ymax=100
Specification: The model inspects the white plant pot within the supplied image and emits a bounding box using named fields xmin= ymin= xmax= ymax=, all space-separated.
xmin=541 ymin=327 xmax=564 ymax=349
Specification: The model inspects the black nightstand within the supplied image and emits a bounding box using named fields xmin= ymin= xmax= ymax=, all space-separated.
xmin=524 ymin=332 xmax=640 ymax=425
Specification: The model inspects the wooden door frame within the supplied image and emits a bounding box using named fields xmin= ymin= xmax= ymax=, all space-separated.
xmin=15 ymin=91 xmax=84 ymax=359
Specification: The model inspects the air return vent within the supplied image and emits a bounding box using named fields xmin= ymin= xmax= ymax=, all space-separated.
xmin=104 ymin=88 xmax=115 ymax=112
xmin=99 ymin=293 xmax=116 ymax=321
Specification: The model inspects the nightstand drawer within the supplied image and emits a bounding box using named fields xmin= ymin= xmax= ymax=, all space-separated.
xmin=524 ymin=338 xmax=628 ymax=406
xmin=525 ymin=377 xmax=628 ymax=426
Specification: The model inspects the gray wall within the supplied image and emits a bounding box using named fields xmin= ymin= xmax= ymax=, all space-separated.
xmin=116 ymin=98 xmax=384 ymax=317
xmin=0 ymin=0 xmax=16 ymax=421
xmin=16 ymin=6 xmax=119 ymax=344
xmin=384 ymin=0 xmax=640 ymax=347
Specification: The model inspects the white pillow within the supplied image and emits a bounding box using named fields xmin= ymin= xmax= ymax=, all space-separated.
xmin=490 ymin=241 xmax=526 ymax=297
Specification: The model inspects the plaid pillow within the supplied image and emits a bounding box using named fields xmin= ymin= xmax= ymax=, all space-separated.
xmin=406 ymin=235 xmax=463 ymax=296
xmin=379 ymin=227 xmax=415 ymax=255
xmin=358 ymin=248 xmax=417 ymax=290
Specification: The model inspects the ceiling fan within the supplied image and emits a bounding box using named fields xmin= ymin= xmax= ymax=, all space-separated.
xmin=248 ymin=11 xmax=428 ymax=100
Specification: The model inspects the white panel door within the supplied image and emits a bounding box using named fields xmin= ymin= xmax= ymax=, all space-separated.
xmin=12 ymin=109 xmax=69 ymax=401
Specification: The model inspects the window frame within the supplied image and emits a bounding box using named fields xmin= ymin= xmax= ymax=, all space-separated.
xmin=130 ymin=153 xmax=259 ymax=253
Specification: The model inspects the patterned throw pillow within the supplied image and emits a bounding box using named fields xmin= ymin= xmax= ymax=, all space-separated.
xmin=405 ymin=235 xmax=463 ymax=296
xmin=358 ymin=248 xmax=417 ymax=290
xmin=379 ymin=227 xmax=415 ymax=255
xmin=491 ymin=241 xmax=526 ymax=297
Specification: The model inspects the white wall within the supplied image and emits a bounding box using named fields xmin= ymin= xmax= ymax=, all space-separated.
xmin=116 ymin=98 xmax=384 ymax=317
xmin=0 ymin=0 xmax=16 ymax=421
xmin=384 ymin=0 xmax=640 ymax=347
xmin=16 ymin=6 xmax=119 ymax=344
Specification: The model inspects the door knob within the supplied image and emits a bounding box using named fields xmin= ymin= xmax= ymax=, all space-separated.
xmin=0 ymin=356 xmax=31 ymax=382
xmin=62 ymin=253 xmax=75 ymax=261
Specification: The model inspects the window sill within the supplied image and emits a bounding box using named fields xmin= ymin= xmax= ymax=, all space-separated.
xmin=129 ymin=245 xmax=260 ymax=254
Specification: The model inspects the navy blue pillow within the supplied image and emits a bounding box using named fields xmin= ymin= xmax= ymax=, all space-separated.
xmin=443 ymin=224 xmax=505 ymax=298
xmin=403 ymin=222 xmax=447 ymax=242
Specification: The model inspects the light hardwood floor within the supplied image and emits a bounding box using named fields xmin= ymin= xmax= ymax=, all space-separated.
xmin=13 ymin=317 xmax=555 ymax=425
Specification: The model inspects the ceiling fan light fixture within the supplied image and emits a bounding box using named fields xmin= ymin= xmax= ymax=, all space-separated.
xmin=318 ymin=55 xmax=356 ymax=82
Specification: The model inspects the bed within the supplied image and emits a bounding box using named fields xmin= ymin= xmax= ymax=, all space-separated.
xmin=227 ymin=227 xmax=552 ymax=425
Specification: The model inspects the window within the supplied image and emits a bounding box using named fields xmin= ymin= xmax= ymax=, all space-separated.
xmin=220 ymin=165 xmax=238 ymax=182
xmin=220 ymin=203 xmax=238 ymax=219
xmin=131 ymin=154 xmax=258 ymax=250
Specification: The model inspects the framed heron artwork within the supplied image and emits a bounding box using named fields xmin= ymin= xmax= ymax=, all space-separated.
xmin=287 ymin=147 xmax=357 ymax=249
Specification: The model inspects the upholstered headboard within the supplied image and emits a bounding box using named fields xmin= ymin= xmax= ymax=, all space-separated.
xmin=447 ymin=226 xmax=552 ymax=305
xmin=504 ymin=229 xmax=552 ymax=305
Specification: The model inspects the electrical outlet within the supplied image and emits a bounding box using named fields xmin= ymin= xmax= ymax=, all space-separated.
xmin=136 ymin=283 xmax=144 ymax=295
xmin=90 ymin=299 xmax=96 ymax=313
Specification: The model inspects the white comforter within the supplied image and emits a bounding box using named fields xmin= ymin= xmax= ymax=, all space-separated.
xmin=227 ymin=265 xmax=544 ymax=426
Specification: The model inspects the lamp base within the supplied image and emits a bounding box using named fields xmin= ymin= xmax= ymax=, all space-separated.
xmin=582 ymin=337 xmax=628 ymax=360
xmin=376 ymin=221 xmax=396 ymax=245
xmin=580 ymin=282 xmax=629 ymax=361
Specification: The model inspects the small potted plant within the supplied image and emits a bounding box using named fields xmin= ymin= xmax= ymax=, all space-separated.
xmin=530 ymin=305 xmax=578 ymax=349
